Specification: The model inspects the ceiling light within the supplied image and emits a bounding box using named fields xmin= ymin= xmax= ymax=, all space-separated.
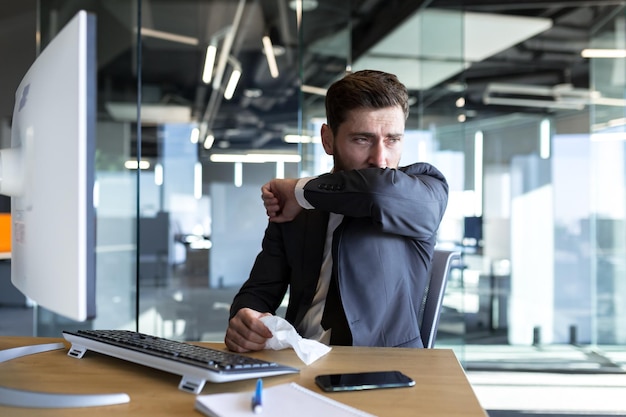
xmin=301 ymin=84 xmax=327 ymax=96
xmin=204 ymin=133 xmax=215 ymax=149
xmin=474 ymin=131 xmax=483 ymax=217
xmin=124 ymin=160 xmax=150 ymax=170
xmin=224 ymin=68 xmax=241 ymax=100
xmin=194 ymin=162 xmax=202 ymax=199
xmin=154 ymin=163 xmax=163 ymax=186
xmin=284 ymin=134 xmax=320 ymax=143
xmin=540 ymin=119 xmax=551 ymax=159
xmin=276 ymin=161 xmax=285 ymax=179
xmin=202 ymin=44 xmax=217 ymax=84
xmin=139 ymin=27 xmax=198 ymax=45
xmin=581 ymin=48 xmax=626 ymax=58
xmin=204 ymin=25 xmax=233 ymax=85
xmin=209 ymin=153 xmax=301 ymax=163
xmin=234 ymin=162 xmax=243 ymax=188
xmin=262 ymin=35 xmax=280 ymax=78
xmin=224 ymin=56 xmax=242 ymax=100
xmin=190 ymin=127 xmax=200 ymax=144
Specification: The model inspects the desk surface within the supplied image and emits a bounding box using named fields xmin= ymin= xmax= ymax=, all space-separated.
xmin=0 ymin=336 xmax=486 ymax=417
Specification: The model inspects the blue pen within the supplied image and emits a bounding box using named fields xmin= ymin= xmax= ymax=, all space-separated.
xmin=251 ymin=378 xmax=263 ymax=414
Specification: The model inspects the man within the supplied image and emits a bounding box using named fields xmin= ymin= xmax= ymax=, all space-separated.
xmin=225 ymin=70 xmax=448 ymax=352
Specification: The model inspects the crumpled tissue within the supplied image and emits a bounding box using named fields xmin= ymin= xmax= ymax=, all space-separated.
xmin=260 ymin=315 xmax=331 ymax=365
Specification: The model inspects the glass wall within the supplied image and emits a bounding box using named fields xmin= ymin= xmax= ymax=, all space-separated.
xmin=588 ymin=11 xmax=626 ymax=347
xmin=35 ymin=0 xmax=140 ymax=335
xmin=3 ymin=0 xmax=624 ymax=373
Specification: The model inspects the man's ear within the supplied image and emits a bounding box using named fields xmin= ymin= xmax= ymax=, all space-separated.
xmin=321 ymin=124 xmax=334 ymax=155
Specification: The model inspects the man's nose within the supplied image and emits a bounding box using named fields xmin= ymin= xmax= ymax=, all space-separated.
xmin=368 ymin=141 xmax=387 ymax=168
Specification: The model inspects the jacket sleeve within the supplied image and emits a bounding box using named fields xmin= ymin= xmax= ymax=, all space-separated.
xmin=229 ymin=222 xmax=290 ymax=318
xmin=301 ymin=162 xmax=448 ymax=239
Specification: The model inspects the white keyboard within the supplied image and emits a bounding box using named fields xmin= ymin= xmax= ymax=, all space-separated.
xmin=63 ymin=329 xmax=299 ymax=394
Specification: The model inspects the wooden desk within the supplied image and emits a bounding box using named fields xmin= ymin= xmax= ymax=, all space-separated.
xmin=0 ymin=336 xmax=486 ymax=417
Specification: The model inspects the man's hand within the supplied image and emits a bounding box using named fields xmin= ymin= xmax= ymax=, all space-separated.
xmin=225 ymin=308 xmax=273 ymax=353
xmin=261 ymin=178 xmax=302 ymax=222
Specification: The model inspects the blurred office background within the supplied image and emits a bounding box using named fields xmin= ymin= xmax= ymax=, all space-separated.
xmin=1 ymin=1 xmax=626 ymax=414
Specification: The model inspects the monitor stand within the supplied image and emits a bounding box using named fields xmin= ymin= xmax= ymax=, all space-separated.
xmin=0 ymin=342 xmax=129 ymax=408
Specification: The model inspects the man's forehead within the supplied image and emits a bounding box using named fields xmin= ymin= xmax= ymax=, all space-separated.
xmin=345 ymin=105 xmax=404 ymax=117
xmin=341 ymin=107 xmax=405 ymax=131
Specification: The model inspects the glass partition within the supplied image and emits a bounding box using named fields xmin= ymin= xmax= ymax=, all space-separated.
xmin=35 ymin=0 xmax=139 ymax=335
xmin=588 ymin=10 xmax=626 ymax=348
xmin=132 ymin=0 xmax=305 ymax=340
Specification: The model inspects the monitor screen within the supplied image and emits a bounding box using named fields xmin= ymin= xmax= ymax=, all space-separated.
xmin=0 ymin=10 xmax=97 ymax=322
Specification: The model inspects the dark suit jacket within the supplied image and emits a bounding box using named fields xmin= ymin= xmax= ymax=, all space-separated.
xmin=230 ymin=162 xmax=448 ymax=348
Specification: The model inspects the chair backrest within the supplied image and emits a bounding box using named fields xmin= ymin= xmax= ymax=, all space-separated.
xmin=419 ymin=249 xmax=461 ymax=348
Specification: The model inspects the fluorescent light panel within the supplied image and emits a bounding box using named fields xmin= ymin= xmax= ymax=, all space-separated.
xmin=139 ymin=27 xmax=199 ymax=45
xmin=202 ymin=44 xmax=217 ymax=83
xmin=262 ymin=36 xmax=279 ymax=78
xmin=276 ymin=161 xmax=285 ymax=179
xmin=234 ymin=162 xmax=243 ymax=187
xmin=474 ymin=131 xmax=483 ymax=217
xmin=581 ymin=48 xmax=626 ymax=58
xmin=301 ymin=84 xmax=327 ymax=96
xmin=154 ymin=163 xmax=163 ymax=186
xmin=204 ymin=133 xmax=215 ymax=149
xmin=540 ymin=119 xmax=551 ymax=159
xmin=210 ymin=153 xmax=301 ymax=163
xmin=190 ymin=127 xmax=200 ymax=144
xmin=284 ymin=134 xmax=319 ymax=143
xmin=124 ymin=160 xmax=150 ymax=170
xmin=194 ymin=162 xmax=202 ymax=199
xmin=224 ymin=68 xmax=241 ymax=100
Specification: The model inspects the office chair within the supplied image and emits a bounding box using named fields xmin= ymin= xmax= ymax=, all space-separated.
xmin=419 ymin=249 xmax=461 ymax=348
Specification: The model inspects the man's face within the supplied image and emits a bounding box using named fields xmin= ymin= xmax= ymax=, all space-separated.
xmin=321 ymin=106 xmax=405 ymax=172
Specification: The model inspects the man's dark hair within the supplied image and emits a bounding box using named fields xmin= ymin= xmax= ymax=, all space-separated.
xmin=325 ymin=70 xmax=409 ymax=135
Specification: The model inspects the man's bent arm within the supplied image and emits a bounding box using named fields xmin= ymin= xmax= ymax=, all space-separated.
xmin=300 ymin=163 xmax=448 ymax=239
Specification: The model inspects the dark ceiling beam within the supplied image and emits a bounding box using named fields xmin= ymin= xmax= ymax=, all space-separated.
xmin=351 ymin=0 xmax=431 ymax=60
xmin=589 ymin=3 xmax=626 ymax=33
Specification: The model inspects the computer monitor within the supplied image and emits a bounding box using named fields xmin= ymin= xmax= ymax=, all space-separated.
xmin=0 ymin=10 xmax=97 ymax=322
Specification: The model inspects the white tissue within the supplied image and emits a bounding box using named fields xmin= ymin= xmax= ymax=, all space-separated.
xmin=260 ymin=315 xmax=331 ymax=365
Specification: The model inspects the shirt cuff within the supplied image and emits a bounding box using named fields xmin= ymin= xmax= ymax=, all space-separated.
xmin=295 ymin=176 xmax=316 ymax=209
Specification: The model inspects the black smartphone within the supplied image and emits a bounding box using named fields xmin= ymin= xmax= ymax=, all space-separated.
xmin=315 ymin=370 xmax=415 ymax=392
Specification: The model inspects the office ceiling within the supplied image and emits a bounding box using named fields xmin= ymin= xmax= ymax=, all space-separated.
xmin=14 ymin=0 xmax=626 ymax=155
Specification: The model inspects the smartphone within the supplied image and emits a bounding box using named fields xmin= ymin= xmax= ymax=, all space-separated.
xmin=315 ymin=370 xmax=415 ymax=392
